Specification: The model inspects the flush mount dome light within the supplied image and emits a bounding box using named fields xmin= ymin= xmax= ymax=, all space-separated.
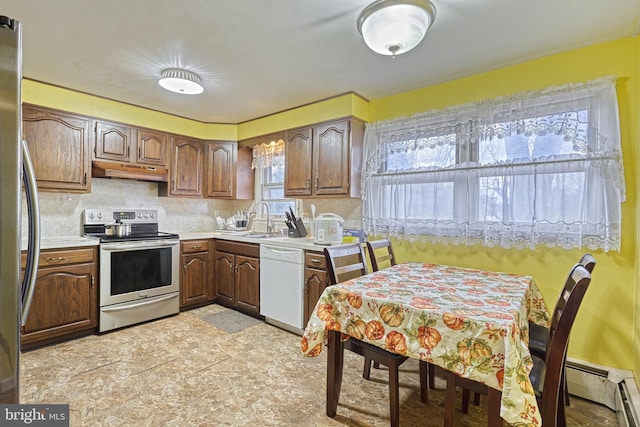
xmin=357 ymin=0 xmax=436 ymax=57
xmin=158 ymin=69 xmax=204 ymax=95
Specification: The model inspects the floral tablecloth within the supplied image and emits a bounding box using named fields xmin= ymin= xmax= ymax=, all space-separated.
xmin=301 ymin=262 xmax=550 ymax=426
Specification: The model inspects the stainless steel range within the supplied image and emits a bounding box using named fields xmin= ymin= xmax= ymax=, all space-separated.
xmin=83 ymin=209 xmax=180 ymax=332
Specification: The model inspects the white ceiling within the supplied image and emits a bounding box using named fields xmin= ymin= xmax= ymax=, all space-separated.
xmin=2 ymin=0 xmax=639 ymax=124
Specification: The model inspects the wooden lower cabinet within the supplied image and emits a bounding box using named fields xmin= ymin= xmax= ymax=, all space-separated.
xmin=21 ymin=246 xmax=98 ymax=350
xmin=304 ymin=250 xmax=330 ymax=325
xmin=180 ymin=239 xmax=214 ymax=309
xmin=214 ymin=240 xmax=260 ymax=317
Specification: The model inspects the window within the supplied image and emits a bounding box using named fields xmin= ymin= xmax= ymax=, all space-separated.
xmin=362 ymin=77 xmax=624 ymax=251
xmin=260 ymin=161 xmax=294 ymax=216
xmin=252 ymin=140 xmax=294 ymax=216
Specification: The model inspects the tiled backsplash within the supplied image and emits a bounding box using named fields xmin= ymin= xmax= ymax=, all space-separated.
xmin=22 ymin=178 xmax=363 ymax=238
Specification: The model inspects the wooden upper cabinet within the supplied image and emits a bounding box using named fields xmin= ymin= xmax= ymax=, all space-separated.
xmin=205 ymin=142 xmax=236 ymax=198
xmin=284 ymin=127 xmax=313 ymax=196
xmin=94 ymin=120 xmax=131 ymax=162
xmin=314 ymin=120 xmax=351 ymax=196
xmin=22 ymin=104 xmax=91 ymax=193
xmin=162 ymin=136 xmax=203 ymax=197
xmin=204 ymin=142 xmax=254 ymax=199
xmin=284 ymin=118 xmax=364 ymax=198
xmin=93 ymin=121 xmax=168 ymax=167
xmin=136 ymin=128 xmax=167 ymax=166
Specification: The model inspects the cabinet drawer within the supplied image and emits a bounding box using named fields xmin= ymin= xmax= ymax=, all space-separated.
xmin=305 ymin=251 xmax=326 ymax=270
xmin=181 ymin=239 xmax=209 ymax=254
xmin=22 ymin=247 xmax=96 ymax=269
xmin=215 ymin=240 xmax=259 ymax=258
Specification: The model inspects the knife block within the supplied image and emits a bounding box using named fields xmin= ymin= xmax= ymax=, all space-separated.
xmin=287 ymin=218 xmax=307 ymax=238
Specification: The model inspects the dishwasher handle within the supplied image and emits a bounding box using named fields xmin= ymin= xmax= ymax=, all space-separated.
xmin=260 ymin=245 xmax=304 ymax=263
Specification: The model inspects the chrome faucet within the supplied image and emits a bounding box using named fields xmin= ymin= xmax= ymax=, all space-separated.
xmin=253 ymin=201 xmax=273 ymax=234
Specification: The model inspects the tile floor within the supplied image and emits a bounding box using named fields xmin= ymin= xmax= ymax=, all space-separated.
xmin=20 ymin=305 xmax=618 ymax=426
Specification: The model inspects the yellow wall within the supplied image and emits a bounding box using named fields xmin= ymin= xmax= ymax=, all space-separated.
xmin=22 ymin=80 xmax=237 ymax=140
xmin=236 ymin=92 xmax=369 ymax=140
xmin=369 ymin=36 xmax=639 ymax=371
xmin=635 ymin=36 xmax=640 ymax=386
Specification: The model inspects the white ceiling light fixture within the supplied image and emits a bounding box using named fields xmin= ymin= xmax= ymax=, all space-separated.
xmin=357 ymin=0 xmax=436 ymax=57
xmin=158 ymin=69 xmax=204 ymax=95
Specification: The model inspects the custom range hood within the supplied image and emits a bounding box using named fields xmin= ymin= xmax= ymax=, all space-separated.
xmin=92 ymin=160 xmax=168 ymax=182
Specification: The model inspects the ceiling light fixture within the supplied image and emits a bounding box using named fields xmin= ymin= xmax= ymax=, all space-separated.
xmin=158 ymin=69 xmax=204 ymax=95
xmin=357 ymin=0 xmax=436 ymax=57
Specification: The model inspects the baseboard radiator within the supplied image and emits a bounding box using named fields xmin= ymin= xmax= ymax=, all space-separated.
xmin=566 ymin=358 xmax=639 ymax=426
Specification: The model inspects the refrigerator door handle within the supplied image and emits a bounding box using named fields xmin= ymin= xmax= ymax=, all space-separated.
xmin=20 ymin=139 xmax=40 ymax=326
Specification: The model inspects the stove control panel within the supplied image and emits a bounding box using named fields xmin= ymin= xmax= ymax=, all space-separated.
xmin=83 ymin=209 xmax=159 ymax=225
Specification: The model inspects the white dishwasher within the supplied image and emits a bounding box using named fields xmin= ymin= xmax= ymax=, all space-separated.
xmin=260 ymin=244 xmax=304 ymax=334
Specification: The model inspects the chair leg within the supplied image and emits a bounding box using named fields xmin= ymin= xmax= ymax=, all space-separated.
xmin=388 ymin=359 xmax=400 ymax=427
xmin=462 ymin=388 xmax=471 ymax=413
xmin=363 ymin=357 xmax=372 ymax=380
xmin=419 ymin=361 xmax=428 ymax=402
xmin=486 ymin=387 xmax=502 ymax=426
xmin=428 ymin=362 xmax=436 ymax=389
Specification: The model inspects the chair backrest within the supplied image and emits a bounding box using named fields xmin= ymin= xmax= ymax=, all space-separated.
xmin=539 ymin=264 xmax=592 ymax=424
xmin=366 ymin=239 xmax=397 ymax=272
xmin=324 ymin=243 xmax=369 ymax=285
xmin=578 ymin=253 xmax=596 ymax=273
xmin=548 ymin=254 xmax=596 ymax=329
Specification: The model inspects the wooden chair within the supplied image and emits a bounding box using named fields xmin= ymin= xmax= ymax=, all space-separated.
xmin=366 ymin=239 xmax=397 ymax=271
xmin=528 ymin=253 xmax=596 ymax=421
xmin=323 ymin=244 xmax=427 ymax=427
xmin=443 ymin=263 xmax=593 ymax=427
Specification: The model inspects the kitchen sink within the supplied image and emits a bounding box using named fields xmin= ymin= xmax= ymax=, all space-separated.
xmin=215 ymin=230 xmax=282 ymax=239
xmin=244 ymin=231 xmax=282 ymax=239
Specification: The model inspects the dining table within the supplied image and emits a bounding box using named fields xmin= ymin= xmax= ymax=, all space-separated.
xmin=300 ymin=261 xmax=550 ymax=426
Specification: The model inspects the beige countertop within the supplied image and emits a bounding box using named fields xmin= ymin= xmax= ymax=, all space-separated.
xmin=23 ymin=236 xmax=100 ymax=251
xmin=24 ymin=232 xmax=346 ymax=252
xmin=179 ymin=231 xmax=346 ymax=251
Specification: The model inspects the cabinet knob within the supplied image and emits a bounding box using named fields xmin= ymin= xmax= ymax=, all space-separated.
xmin=45 ymin=256 xmax=66 ymax=263
xmin=306 ymin=178 xmax=310 ymax=190
xmin=315 ymin=177 xmax=319 ymax=190
xmin=310 ymin=259 xmax=321 ymax=264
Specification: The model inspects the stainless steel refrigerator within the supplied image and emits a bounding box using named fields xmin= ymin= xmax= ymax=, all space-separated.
xmin=0 ymin=15 xmax=41 ymax=404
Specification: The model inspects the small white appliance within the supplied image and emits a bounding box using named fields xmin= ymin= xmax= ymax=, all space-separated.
xmin=313 ymin=213 xmax=344 ymax=245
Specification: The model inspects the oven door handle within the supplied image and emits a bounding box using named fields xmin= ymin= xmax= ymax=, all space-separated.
xmin=101 ymin=239 xmax=179 ymax=251
xmin=101 ymin=293 xmax=179 ymax=312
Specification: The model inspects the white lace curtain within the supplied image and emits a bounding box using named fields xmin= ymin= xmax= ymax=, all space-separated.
xmin=252 ymin=139 xmax=285 ymax=170
xmin=362 ymin=77 xmax=625 ymax=251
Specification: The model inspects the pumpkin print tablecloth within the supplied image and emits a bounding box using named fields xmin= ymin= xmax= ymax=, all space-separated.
xmin=301 ymin=262 xmax=550 ymax=426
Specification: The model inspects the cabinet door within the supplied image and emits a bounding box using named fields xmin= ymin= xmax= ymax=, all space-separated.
xmin=214 ymin=251 xmax=235 ymax=305
xmin=137 ymin=129 xmax=168 ymax=166
xmin=313 ymin=120 xmax=350 ymax=195
xmin=169 ymin=137 xmax=203 ymax=197
xmin=22 ymin=105 xmax=91 ymax=192
xmin=205 ymin=142 xmax=236 ymax=198
xmin=234 ymin=255 xmax=260 ymax=314
xmin=181 ymin=253 xmax=209 ymax=307
xmin=94 ymin=120 xmax=131 ymax=162
xmin=304 ymin=267 xmax=329 ymax=325
xmin=21 ymin=262 xmax=97 ymax=346
xmin=284 ymin=127 xmax=313 ymax=196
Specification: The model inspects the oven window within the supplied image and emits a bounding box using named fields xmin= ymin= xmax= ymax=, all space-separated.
xmin=110 ymin=247 xmax=172 ymax=295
